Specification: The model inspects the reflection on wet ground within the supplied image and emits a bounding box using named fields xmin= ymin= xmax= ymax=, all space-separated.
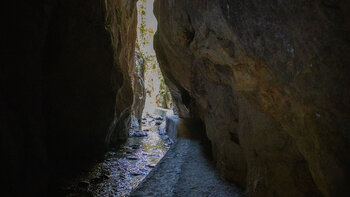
xmin=63 ymin=113 xmax=171 ymax=197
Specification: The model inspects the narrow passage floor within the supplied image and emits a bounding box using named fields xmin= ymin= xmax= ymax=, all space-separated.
xmin=61 ymin=113 xmax=171 ymax=197
xmin=131 ymin=119 xmax=243 ymax=197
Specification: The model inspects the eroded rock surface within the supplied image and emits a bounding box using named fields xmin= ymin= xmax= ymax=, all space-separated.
xmin=105 ymin=0 xmax=140 ymax=143
xmin=154 ymin=0 xmax=350 ymax=196
xmin=1 ymin=0 xmax=139 ymax=196
xmin=132 ymin=50 xmax=147 ymax=129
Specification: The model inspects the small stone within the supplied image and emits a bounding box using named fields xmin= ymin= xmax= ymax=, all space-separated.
xmin=127 ymin=156 xmax=138 ymax=160
xmin=130 ymin=130 xmax=148 ymax=137
xmin=130 ymin=172 xmax=142 ymax=176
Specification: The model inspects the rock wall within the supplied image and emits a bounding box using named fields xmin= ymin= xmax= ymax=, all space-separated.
xmin=154 ymin=0 xmax=350 ymax=196
xmin=1 ymin=0 xmax=138 ymax=196
xmin=104 ymin=0 xmax=139 ymax=144
xmin=132 ymin=49 xmax=147 ymax=128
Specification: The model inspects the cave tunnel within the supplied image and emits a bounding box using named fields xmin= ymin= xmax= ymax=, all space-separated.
xmin=1 ymin=0 xmax=349 ymax=196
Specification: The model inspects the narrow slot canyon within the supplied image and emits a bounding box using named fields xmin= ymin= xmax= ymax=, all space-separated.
xmin=1 ymin=0 xmax=349 ymax=197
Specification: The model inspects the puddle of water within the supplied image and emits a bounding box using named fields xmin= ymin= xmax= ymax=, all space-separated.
xmin=62 ymin=113 xmax=171 ymax=197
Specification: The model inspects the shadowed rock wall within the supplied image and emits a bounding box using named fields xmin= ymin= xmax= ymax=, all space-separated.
xmin=1 ymin=0 xmax=138 ymax=196
xmin=154 ymin=0 xmax=350 ymax=196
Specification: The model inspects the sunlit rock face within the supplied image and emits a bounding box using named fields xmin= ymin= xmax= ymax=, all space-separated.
xmin=105 ymin=0 xmax=139 ymax=144
xmin=154 ymin=0 xmax=350 ymax=196
xmin=132 ymin=50 xmax=147 ymax=129
xmin=1 ymin=0 xmax=138 ymax=195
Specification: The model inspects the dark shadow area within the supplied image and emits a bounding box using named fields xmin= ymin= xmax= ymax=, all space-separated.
xmin=177 ymin=118 xmax=213 ymax=161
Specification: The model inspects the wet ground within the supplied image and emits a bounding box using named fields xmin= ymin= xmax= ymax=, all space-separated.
xmin=62 ymin=113 xmax=171 ymax=197
xmin=131 ymin=118 xmax=244 ymax=197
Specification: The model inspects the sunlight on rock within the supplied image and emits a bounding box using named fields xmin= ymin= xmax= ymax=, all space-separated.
xmin=137 ymin=0 xmax=173 ymax=114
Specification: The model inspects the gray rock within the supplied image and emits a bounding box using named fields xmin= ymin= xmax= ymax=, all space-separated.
xmin=130 ymin=130 xmax=148 ymax=137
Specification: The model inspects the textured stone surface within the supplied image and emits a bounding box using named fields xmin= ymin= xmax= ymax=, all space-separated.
xmin=154 ymin=0 xmax=350 ymax=196
xmin=132 ymin=50 xmax=147 ymax=129
xmin=105 ymin=0 xmax=139 ymax=143
xmin=1 ymin=0 xmax=138 ymax=196
xmin=132 ymin=118 xmax=242 ymax=197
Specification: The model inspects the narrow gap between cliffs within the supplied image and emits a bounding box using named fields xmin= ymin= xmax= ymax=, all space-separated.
xmin=60 ymin=1 xmax=174 ymax=196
